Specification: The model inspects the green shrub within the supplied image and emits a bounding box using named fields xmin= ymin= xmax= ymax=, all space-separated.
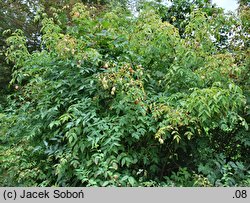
xmin=0 ymin=3 xmax=249 ymax=186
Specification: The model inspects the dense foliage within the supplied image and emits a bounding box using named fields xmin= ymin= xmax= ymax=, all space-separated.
xmin=0 ymin=0 xmax=123 ymax=105
xmin=0 ymin=1 xmax=249 ymax=186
